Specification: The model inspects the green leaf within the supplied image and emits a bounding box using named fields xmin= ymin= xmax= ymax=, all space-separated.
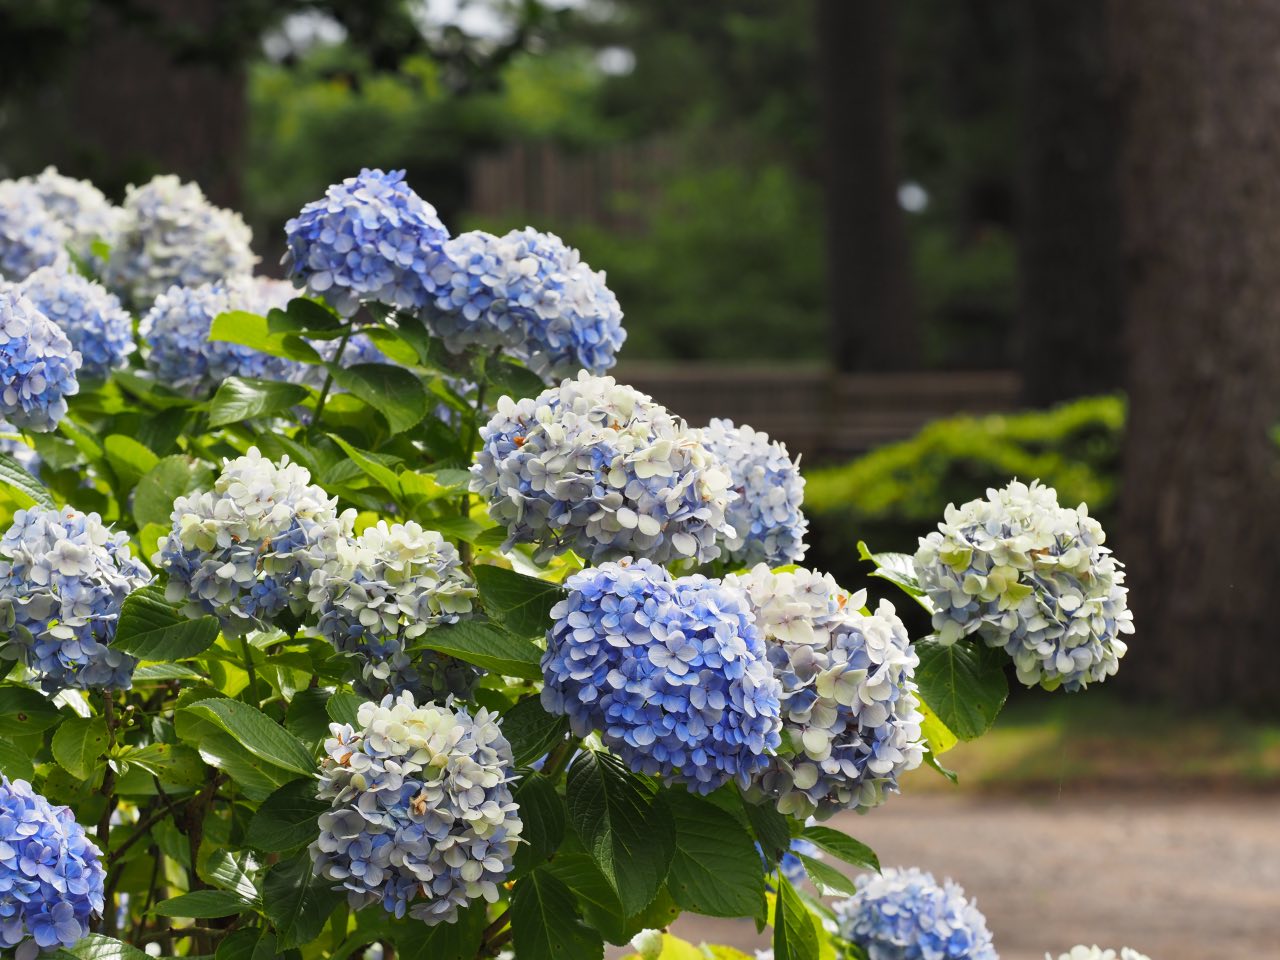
xmin=411 ymin=620 xmax=543 ymax=679
xmin=0 ymin=739 xmax=35 ymax=781
xmin=53 ymin=933 xmax=151 ymax=959
xmin=214 ymin=928 xmax=262 ymax=960
xmin=486 ymin=356 xmax=547 ymax=401
xmin=548 ymin=852 xmax=681 ymax=946
xmin=744 ymin=797 xmax=793 ymax=869
xmin=663 ymin=789 xmax=763 ymax=918
xmin=120 ymin=742 xmax=206 ymax=788
xmin=329 ymin=362 xmax=428 ymax=434
xmin=913 ymin=636 xmax=1009 ymax=740
xmin=268 ymin=297 xmax=342 ymax=334
xmin=512 ymin=867 xmax=604 ymax=960
xmin=103 ymin=434 xmax=160 ymax=491
xmin=0 ymin=684 xmax=61 ymax=732
xmin=261 ymin=850 xmax=344 ymax=949
xmin=51 ymin=716 xmax=109 ymax=780
xmin=245 ymin=779 xmax=329 ymax=853
xmin=474 ymin=565 xmax=563 ymax=638
xmin=209 ymin=377 xmax=310 ymax=427
xmin=773 ymin=876 xmax=820 ymax=960
xmin=566 ymin=750 xmax=675 ymax=916
xmin=202 ymin=848 xmax=262 ymax=901
xmin=327 ymin=433 xmax=402 ymax=495
xmin=800 ymin=855 xmax=857 ymax=896
xmin=503 ymin=695 xmax=570 ymax=768
xmin=210 ymin=311 xmax=321 ymax=363
xmin=154 ymin=889 xmax=255 ymax=918
xmin=513 ymin=772 xmax=566 ymax=872
xmin=132 ymin=455 xmax=214 ymax=528
xmin=112 ymin=585 xmax=220 ymax=661
xmin=923 ymin=748 xmax=959 ymax=784
xmin=918 ymin=699 xmax=959 ymax=756
xmin=857 ymin=541 xmax=935 ymax=612
xmin=394 ymin=904 xmax=487 ymax=960
xmin=285 ymin=687 xmax=334 ymax=745
xmin=800 ymin=826 xmax=879 ymax=872
xmin=0 ymin=451 xmax=54 ymax=507
xmin=179 ymin=698 xmax=315 ymax=776
xmin=325 ymin=690 xmax=362 ymax=727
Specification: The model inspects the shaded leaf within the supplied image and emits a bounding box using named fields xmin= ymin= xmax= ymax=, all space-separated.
xmin=329 ymin=362 xmax=428 ymax=434
xmin=112 ymin=585 xmax=220 ymax=661
xmin=913 ymin=637 xmax=1009 ymax=741
xmin=261 ymin=850 xmax=344 ymax=949
xmin=412 ymin=620 xmax=542 ymax=679
xmin=245 ymin=779 xmax=329 ymax=854
xmin=474 ymin=565 xmax=563 ymax=638
xmin=154 ymin=889 xmax=255 ymax=918
xmin=664 ymin=789 xmax=763 ymax=918
xmin=511 ymin=867 xmax=604 ymax=960
xmin=503 ymin=695 xmax=569 ymax=768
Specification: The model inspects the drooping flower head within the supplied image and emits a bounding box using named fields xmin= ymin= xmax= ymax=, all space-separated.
xmin=834 ymin=867 xmax=998 ymax=960
xmin=17 ymin=167 xmax=122 ymax=269
xmin=472 ymin=373 xmax=734 ymax=566
xmin=913 ymin=479 xmax=1133 ymax=692
xmin=311 ymin=693 xmax=522 ymax=925
xmin=309 ymin=521 xmax=478 ymax=702
xmin=1048 ymin=949 xmax=1150 ymax=960
xmin=154 ymin=447 xmax=354 ymax=634
xmin=0 ymin=288 xmax=81 ymax=432
xmin=0 ymin=507 xmax=151 ymax=692
xmin=20 ymin=267 xmax=133 ymax=380
xmin=140 ymin=279 xmax=307 ymax=396
xmin=425 ymin=227 xmax=625 ymax=381
xmin=698 ymin=418 xmax=808 ymax=567
xmin=542 ymin=559 xmax=782 ymax=793
xmin=0 ymin=775 xmax=106 ymax=957
xmin=104 ymin=174 xmax=256 ymax=308
xmin=0 ymin=182 xmax=68 ymax=282
xmin=284 ymin=169 xmax=448 ymax=317
xmin=728 ymin=565 xmax=924 ymax=819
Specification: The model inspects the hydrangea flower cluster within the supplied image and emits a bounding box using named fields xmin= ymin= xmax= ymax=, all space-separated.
xmin=542 ymin=559 xmax=782 ymax=793
xmin=155 ymin=448 xmax=354 ymax=634
xmin=309 ymin=521 xmax=477 ymax=701
xmin=426 ymin=227 xmax=625 ymax=382
xmin=1049 ymin=949 xmax=1150 ymax=960
xmin=0 ymin=182 xmax=68 ymax=282
xmin=0 ymin=507 xmax=151 ymax=692
xmin=0 ymin=288 xmax=81 ymax=432
xmin=697 ymin=418 xmax=808 ymax=567
xmin=17 ymin=167 xmax=122 ymax=269
xmin=835 ymin=867 xmax=997 ymax=960
xmin=913 ymin=479 xmax=1134 ymax=692
xmin=728 ymin=565 xmax=924 ymax=818
xmin=472 ymin=373 xmax=734 ymax=565
xmin=20 ymin=267 xmax=133 ymax=380
xmin=0 ymin=775 xmax=106 ymax=957
xmin=104 ymin=174 xmax=256 ymax=308
xmin=139 ymin=279 xmax=307 ymax=396
xmin=284 ymin=169 xmax=448 ymax=317
xmin=311 ymin=693 xmax=522 ymax=925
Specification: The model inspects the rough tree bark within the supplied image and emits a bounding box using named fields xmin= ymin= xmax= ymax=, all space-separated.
xmin=1111 ymin=0 xmax=1280 ymax=711
xmin=1017 ymin=0 xmax=1124 ymax=405
xmin=816 ymin=0 xmax=916 ymax=372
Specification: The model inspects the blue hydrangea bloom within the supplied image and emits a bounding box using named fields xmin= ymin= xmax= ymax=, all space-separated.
xmin=0 ymin=507 xmax=151 ymax=692
xmin=914 ymin=480 xmax=1134 ymax=692
xmin=284 ymin=169 xmax=448 ymax=317
xmin=698 ymin=418 xmax=808 ymax=567
xmin=472 ymin=373 xmax=735 ymax=566
xmin=0 ymin=288 xmax=81 ymax=433
xmin=19 ymin=267 xmax=133 ymax=380
xmin=729 ymin=565 xmax=924 ymax=819
xmin=311 ymin=693 xmax=522 ymax=925
xmin=425 ymin=227 xmax=625 ymax=382
xmin=542 ymin=559 xmax=782 ymax=793
xmin=155 ymin=447 xmax=355 ymax=635
xmin=308 ymin=521 xmax=477 ymax=702
xmin=0 ymin=182 xmax=68 ymax=282
xmin=140 ymin=279 xmax=308 ymax=396
xmin=0 ymin=775 xmax=106 ymax=957
xmin=835 ymin=867 xmax=998 ymax=960
xmin=17 ymin=168 xmax=122 ymax=270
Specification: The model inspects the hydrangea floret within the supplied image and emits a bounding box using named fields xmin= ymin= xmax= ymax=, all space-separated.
xmin=697 ymin=418 xmax=808 ymax=567
xmin=0 ymin=775 xmax=106 ymax=958
xmin=284 ymin=168 xmax=449 ymax=317
xmin=728 ymin=565 xmax=924 ymax=818
xmin=20 ymin=267 xmax=133 ymax=380
xmin=0 ymin=182 xmax=68 ymax=282
xmin=913 ymin=479 xmax=1134 ymax=691
xmin=154 ymin=447 xmax=354 ymax=634
xmin=426 ymin=227 xmax=625 ymax=382
xmin=17 ymin=167 xmax=122 ymax=269
xmin=1049 ymin=949 xmax=1151 ymax=960
xmin=834 ymin=867 xmax=997 ymax=960
xmin=0 ymin=288 xmax=81 ymax=432
xmin=104 ymin=174 xmax=256 ymax=308
xmin=542 ymin=559 xmax=782 ymax=793
xmin=471 ymin=372 xmax=734 ymax=565
xmin=310 ymin=692 xmax=522 ymax=925
xmin=0 ymin=507 xmax=151 ymax=692
xmin=308 ymin=520 xmax=477 ymax=701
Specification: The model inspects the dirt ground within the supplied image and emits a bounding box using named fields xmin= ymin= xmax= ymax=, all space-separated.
xmin=666 ymin=793 xmax=1280 ymax=960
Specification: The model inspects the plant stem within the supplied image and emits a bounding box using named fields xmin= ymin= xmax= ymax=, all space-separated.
xmin=97 ymin=695 xmax=118 ymax=850
xmin=458 ymin=370 xmax=490 ymax=569
xmin=541 ymin=735 xmax=581 ymax=782
xmin=240 ymin=636 xmax=261 ymax=705
xmin=311 ymin=326 xmax=354 ymax=431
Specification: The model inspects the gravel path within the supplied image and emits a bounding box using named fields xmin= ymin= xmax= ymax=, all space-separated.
xmin=668 ymin=794 xmax=1280 ymax=960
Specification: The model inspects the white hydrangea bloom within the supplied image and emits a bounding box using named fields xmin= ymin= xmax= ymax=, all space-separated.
xmin=1048 ymin=949 xmax=1152 ymax=960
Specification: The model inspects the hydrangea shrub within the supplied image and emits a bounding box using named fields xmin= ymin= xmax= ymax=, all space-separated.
xmin=0 ymin=167 xmax=1137 ymax=960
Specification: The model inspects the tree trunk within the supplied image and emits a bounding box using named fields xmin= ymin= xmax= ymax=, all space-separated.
xmin=1112 ymin=0 xmax=1280 ymax=711
xmin=816 ymin=0 xmax=916 ymax=372
xmin=1017 ymin=0 xmax=1124 ymax=405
